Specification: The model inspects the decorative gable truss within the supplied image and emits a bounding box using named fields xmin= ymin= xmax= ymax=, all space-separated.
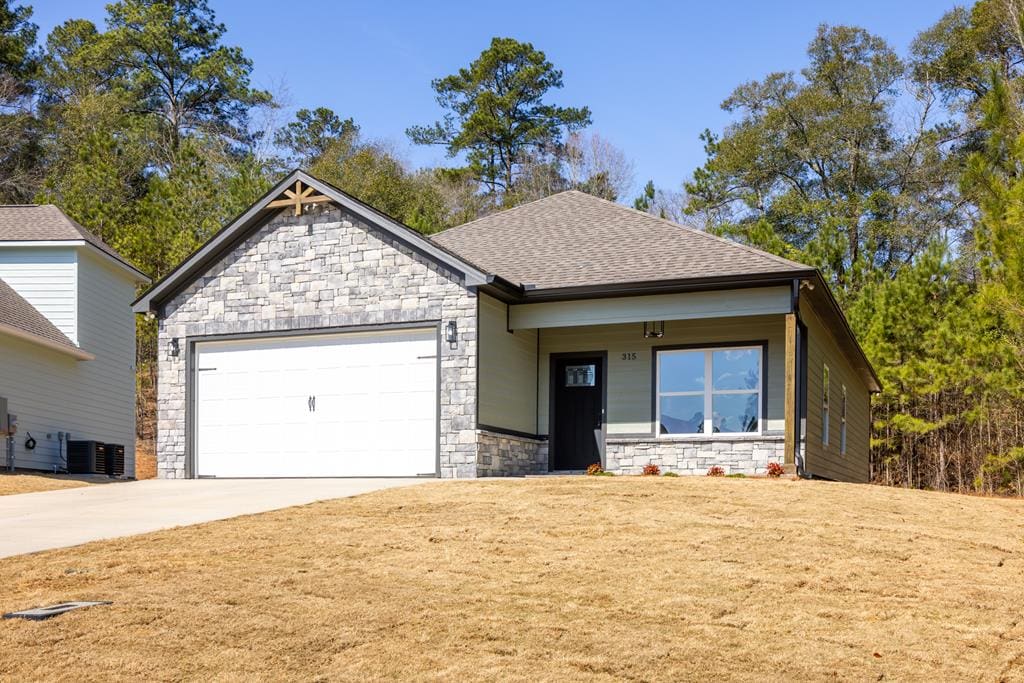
xmin=265 ymin=180 xmax=333 ymax=217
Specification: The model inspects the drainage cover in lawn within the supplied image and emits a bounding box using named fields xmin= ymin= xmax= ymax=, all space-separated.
xmin=3 ymin=601 xmax=111 ymax=621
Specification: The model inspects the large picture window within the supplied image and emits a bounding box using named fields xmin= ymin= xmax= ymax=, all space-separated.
xmin=656 ymin=346 xmax=762 ymax=436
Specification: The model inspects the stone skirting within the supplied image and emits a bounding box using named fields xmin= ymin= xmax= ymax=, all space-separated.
xmin=605 ymin=436 xmax=785 ymax=475
xmin=476 ymin=429 xmax=548 ymax=476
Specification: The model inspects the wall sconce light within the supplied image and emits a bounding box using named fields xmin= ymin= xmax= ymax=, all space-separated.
xmin=169 ymin=338 xmax=180 ymax=358
xmin=445 ymin=320 xmax=458 ymax=348
xmin=643 ymin=321 xmax=665 ymax=339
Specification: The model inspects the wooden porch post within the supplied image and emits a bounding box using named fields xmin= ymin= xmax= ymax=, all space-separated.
xmin=783 ymin=312 xmax=798 ymax=473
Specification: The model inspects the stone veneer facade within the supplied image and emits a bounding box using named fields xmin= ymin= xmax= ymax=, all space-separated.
xmin=604 ymin=437 xmax=786 ymax=475
xmin=476 ymin=430 xmax=548 ymax=476
xmin=157 ymin=203 xmax=477 ymax=479
xmin=473 ymin=434 xmax=786 ymax=476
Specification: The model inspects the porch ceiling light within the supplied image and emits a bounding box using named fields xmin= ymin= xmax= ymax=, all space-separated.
xmin=643 ymin=321 xmax=665 ymax=339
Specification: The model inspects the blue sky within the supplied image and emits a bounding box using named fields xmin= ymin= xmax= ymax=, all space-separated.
xmin=34 ymin=1 xmax=956 ymax=199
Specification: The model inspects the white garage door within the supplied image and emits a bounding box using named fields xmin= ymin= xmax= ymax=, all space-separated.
xmin=194 ymin=328 xmax=437 ymax=477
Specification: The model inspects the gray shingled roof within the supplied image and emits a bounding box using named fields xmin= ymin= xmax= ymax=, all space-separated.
xmin=431 ymin=190 xmax=812 ymax=289
xmin=0 ymin=277 xmax=79 ymax=351
xmin=0 ymin=204 xmax=143 ymax=276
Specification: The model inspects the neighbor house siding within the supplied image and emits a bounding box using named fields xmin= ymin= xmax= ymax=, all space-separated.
xmin=478 ymin=293 xmax=537 ymax=435
xmin=803 ymin=300 xmax=870 ymax=482
xmin=0 ymin=248 xmax=137 ymax=473
xmin=537 ymin=314 xmax=786 ymax=435
xmin=0 ymin=247 xmax=78 ymax=344
xmin=157 ymin=204 xmax=477 ymax=479
xmin=75 ymin=249 xmax=138 ymax=474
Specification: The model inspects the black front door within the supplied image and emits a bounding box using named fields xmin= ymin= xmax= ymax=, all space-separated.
xmin=551 ymin=355 xmax=604 ymax=470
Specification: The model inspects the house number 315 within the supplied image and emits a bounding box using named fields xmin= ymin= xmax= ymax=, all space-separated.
xmin=621 ymin=352 xmax=637 ymax=360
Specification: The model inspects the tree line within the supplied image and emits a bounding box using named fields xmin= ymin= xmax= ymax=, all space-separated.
xmin=3 ymin=0 xmax=1023 ymax=494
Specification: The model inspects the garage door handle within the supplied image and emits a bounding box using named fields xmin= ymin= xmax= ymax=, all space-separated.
xmin=308 ymin=395 xmax=316 ymax=412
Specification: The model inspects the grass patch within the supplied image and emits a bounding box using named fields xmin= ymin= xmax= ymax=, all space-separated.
xmin=0 ymin=473 xmax=91 ymax=496
xmin=0 ymin=477 xmax=1022 ymax=680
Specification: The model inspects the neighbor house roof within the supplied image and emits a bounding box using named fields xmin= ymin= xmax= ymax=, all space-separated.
xmin=431 ymin=190 xmax=814 ymax=291
xmin=0 ymin=277 xmax=93 ymax=359
xmin=0 ymin=204 xmax=147 ymax=280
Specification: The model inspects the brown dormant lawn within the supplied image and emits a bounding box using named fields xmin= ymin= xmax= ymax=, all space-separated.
xmin=0 ymin=472 xmax=90 ymax=496
xmin=0 ymin=476 xmax=1022 ymax=681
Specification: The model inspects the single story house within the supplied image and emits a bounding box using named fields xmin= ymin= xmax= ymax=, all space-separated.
xmin=0 ymin=205 xmax=149 ymax=475
xmin=134 ymin=170 xmax=879 ymax=480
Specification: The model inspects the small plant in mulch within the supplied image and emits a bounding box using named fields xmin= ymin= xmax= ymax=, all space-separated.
xmin=586 ymin=463 xmax=604 ymax=476
xmin=642 ymin=463 xmax=661 ymax=476
xmin=707 ymin=466 xmax=725 ymax=477
xmin=726 ymin=473 xmax=746 ymax=478
xmin=766 ymin=462 xmax=785 ymax=478
xmin=662 ymin=471 xmax=679 ymax=477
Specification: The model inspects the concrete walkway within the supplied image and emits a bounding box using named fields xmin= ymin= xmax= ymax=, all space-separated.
xmin=0 ymin=478 xmax=431 ymax=559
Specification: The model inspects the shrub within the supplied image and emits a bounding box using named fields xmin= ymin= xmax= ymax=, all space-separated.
xmin=707 ymin=466 xmax=725 ymax=477
xmin=586 ymin=463 xmax=604 ymax=476
xmin=663 ymin=471 xmax=679 ymax=477
xmin=642 ymin=463 xmax=661 ymax=476
xmin=766 ymin=462 xmax=785 ymax=478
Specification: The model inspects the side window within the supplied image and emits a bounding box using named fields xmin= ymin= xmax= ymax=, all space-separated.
xmin=840 ymin=385 xmax=848 ymax=455
xmin=822 ymin=364 xmax=830 ymax=446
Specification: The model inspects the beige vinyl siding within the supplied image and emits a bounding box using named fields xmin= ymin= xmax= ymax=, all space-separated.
xmin=803 ymin=301 xmax=870 ymax=482
xmin=510 ymin=287 xmax=790 ymax=329
xmin=0 ymin=248 xmax=138 ymax=473
xmin=478 ymin=293 xmax=538 ymax=434
xmin=0 ymin=246 xmax=78 ymax=344
xmin=537 ymin=315 xmax=785 ymax=435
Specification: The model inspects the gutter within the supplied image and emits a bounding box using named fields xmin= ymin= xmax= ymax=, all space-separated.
xmin=477 ymin=270 xmax=818 ymax=304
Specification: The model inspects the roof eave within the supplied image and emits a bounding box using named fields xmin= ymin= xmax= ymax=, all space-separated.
xmin=0 ymin=323 xmax=95 ymax=360
xmin=482 ymin=270 xmax=818 ymax=303
xmin=80 ymin=243 xmax=150 ymax=283
xmin=803 ymin=272 xmax=882 ymax=393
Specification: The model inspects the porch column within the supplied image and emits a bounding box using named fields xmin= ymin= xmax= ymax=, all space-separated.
xmin=783 ymin=312 xmax=798 ymax=472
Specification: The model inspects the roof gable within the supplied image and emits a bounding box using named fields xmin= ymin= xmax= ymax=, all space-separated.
xmin=0 ymin=277 xmax=92 ymax=359
xmin=0 ymin=204 xmax=147 ymax=280
xmin=133 ymin=170 xmax=489 ymax=314
xmin=431 ymin=190 xmax=812 ymax=290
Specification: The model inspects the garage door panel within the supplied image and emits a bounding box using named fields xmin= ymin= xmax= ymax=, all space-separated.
xmin=195 ymin=328 xmax=438 ymax=477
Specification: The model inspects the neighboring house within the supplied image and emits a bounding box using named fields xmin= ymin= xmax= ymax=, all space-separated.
xmin=0 ymin=205 xmax=149 ymax=475
xmin=135 ymin=170 xmax=880 ymax=481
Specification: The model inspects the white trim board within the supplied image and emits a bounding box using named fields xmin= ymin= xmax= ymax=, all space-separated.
xmin=508 ymin=286 xmax=790 ymax=330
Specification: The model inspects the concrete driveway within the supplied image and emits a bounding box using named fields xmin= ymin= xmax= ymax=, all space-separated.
xmin=0 ymin=478 xmax=431 ymax=559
